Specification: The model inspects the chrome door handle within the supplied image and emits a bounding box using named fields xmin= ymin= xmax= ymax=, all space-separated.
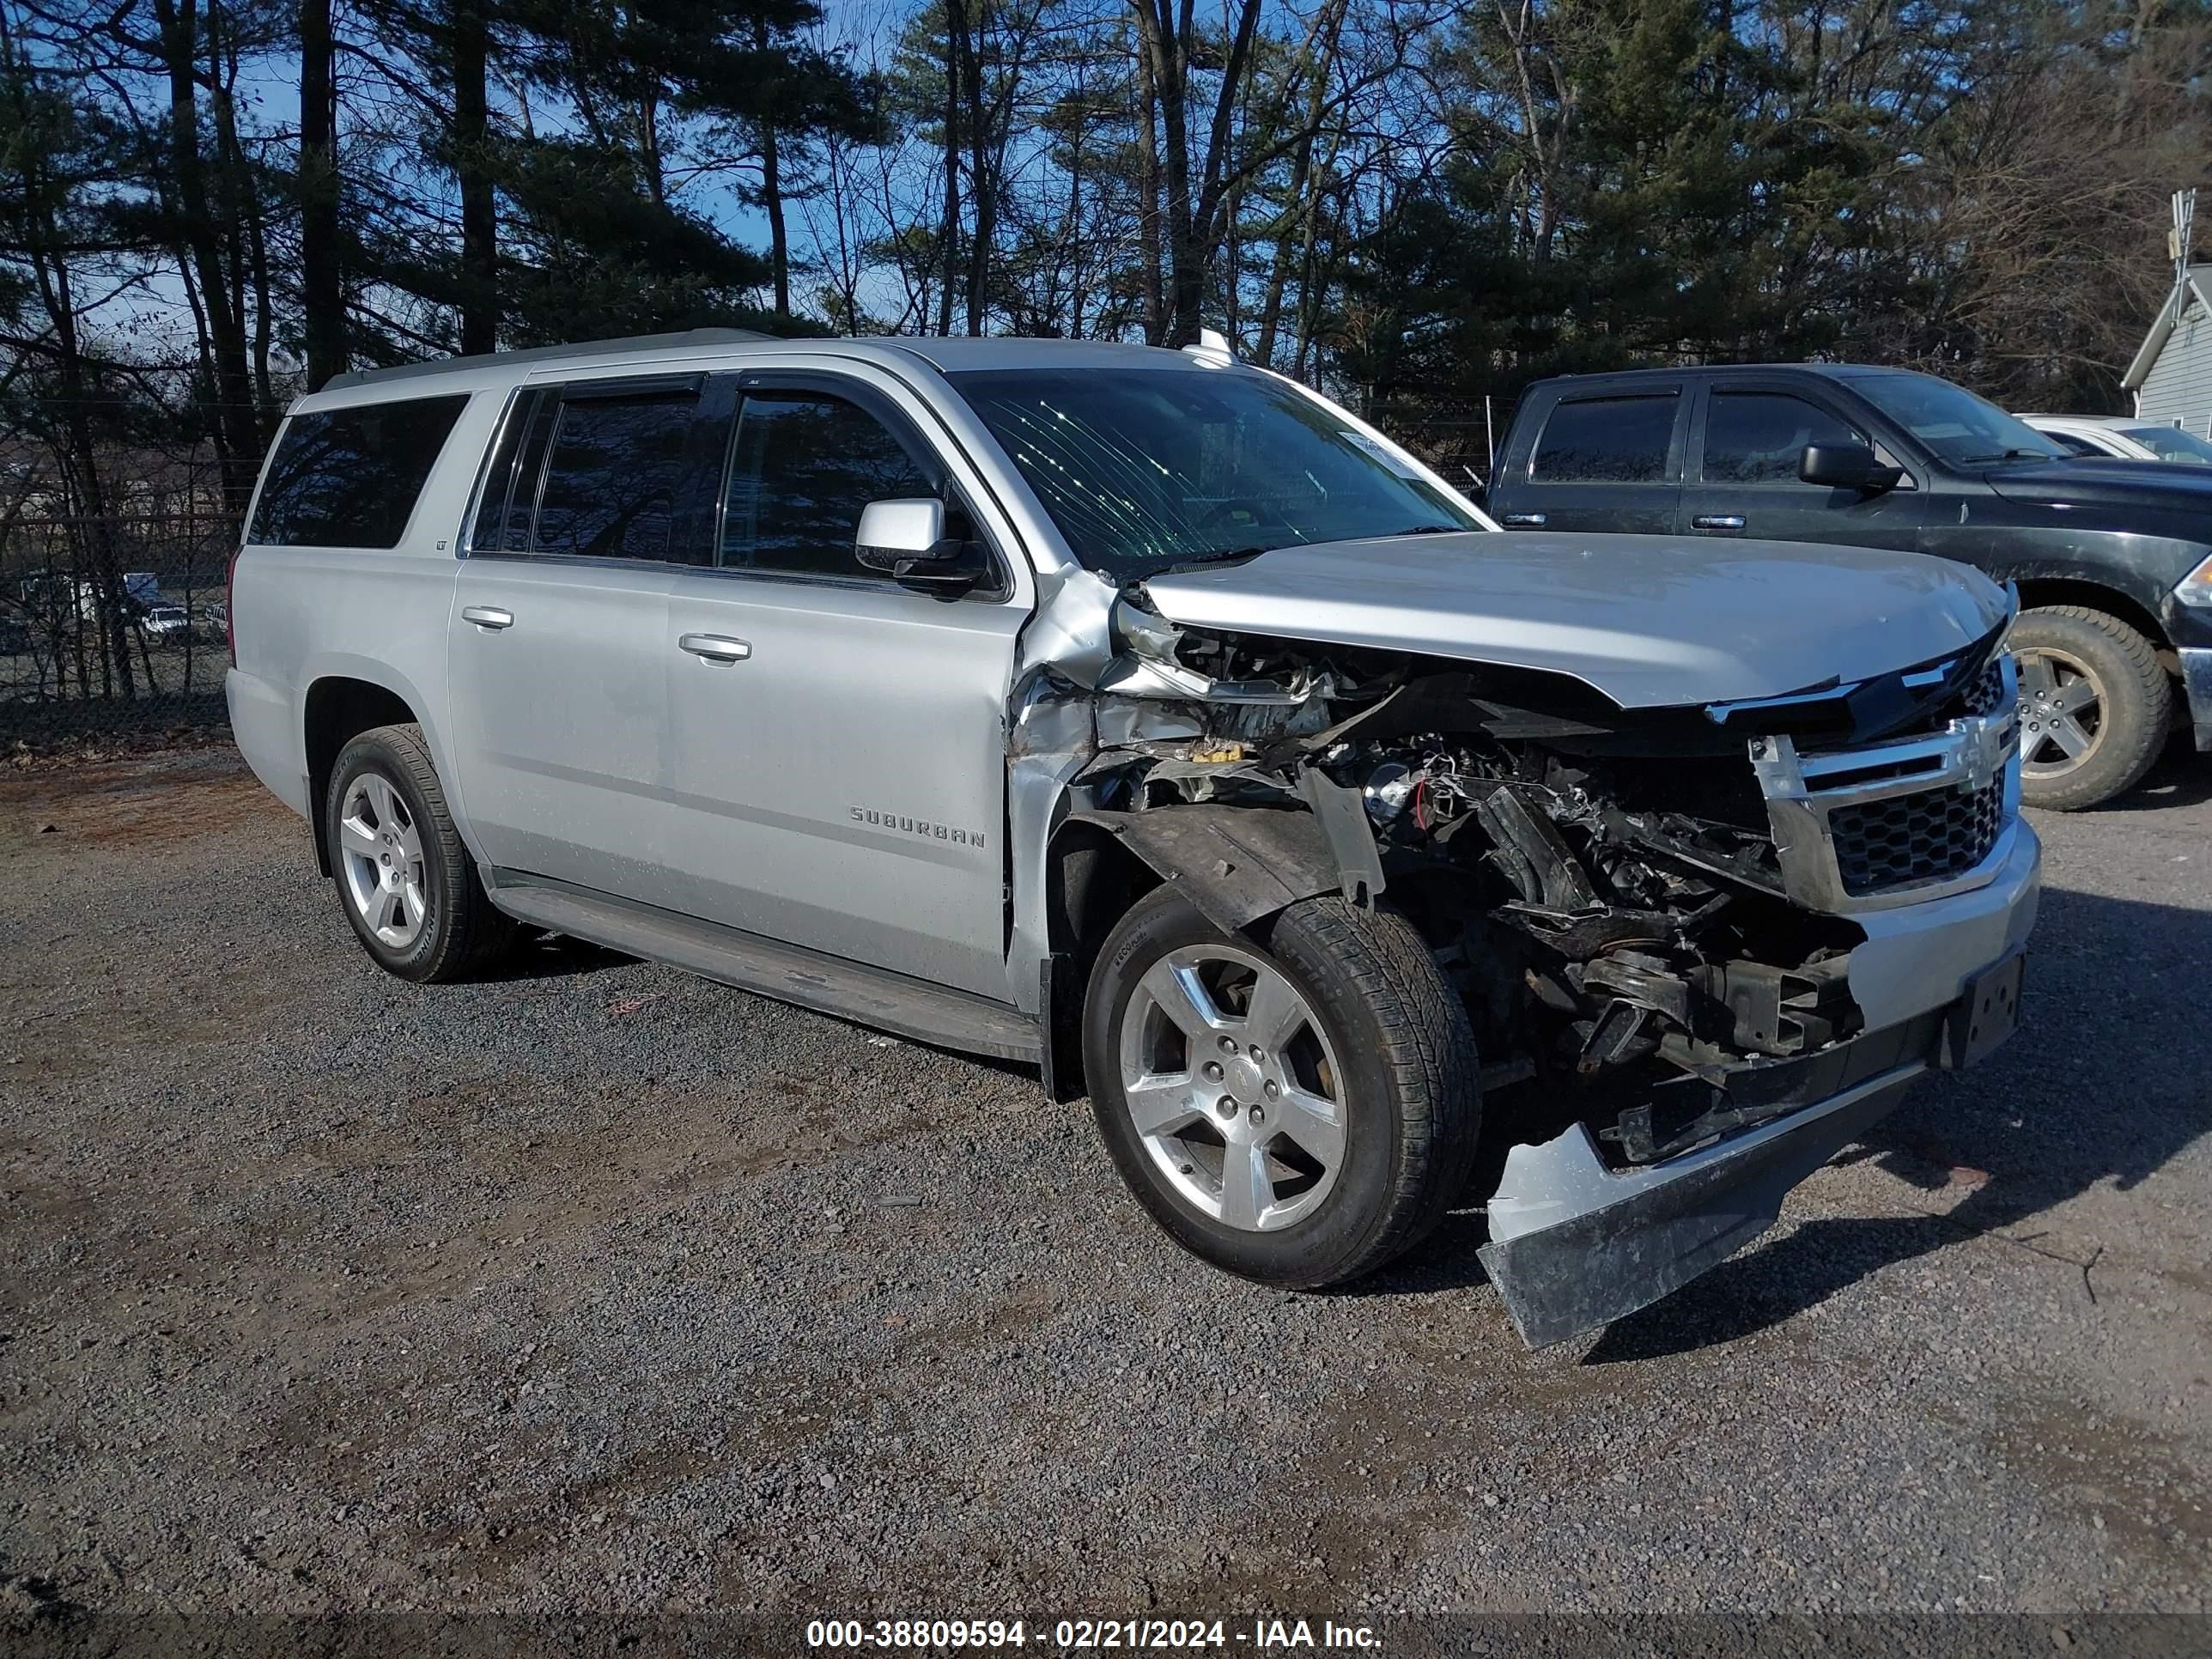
xmin=678 ymin=632 xmax=751 ymax=662
xmin=1692 ymin=515 xmax=1746 ymax=531
xmin=1500 ymin=513 xmax=1547 ymax=527
xmin=461 ymin=605 xmax=514 ymax=630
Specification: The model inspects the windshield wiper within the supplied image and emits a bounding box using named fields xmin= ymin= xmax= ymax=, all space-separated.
xmin=1390 ymin=523 xmax=1466 ymax=537
xmin=1960 ymin=448 xmax=2054 ymax=465
xmin=1157 ymin=544 xmax=1275 ymax=574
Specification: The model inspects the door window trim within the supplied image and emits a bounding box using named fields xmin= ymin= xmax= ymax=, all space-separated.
xmin=699 ymin=368 xmax=1012 ymax=600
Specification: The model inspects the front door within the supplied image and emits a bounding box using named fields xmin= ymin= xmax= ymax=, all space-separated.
xmin=1495 ymin=387 xmax=1686 ymax=534
xmin=446 ymin=374 xmax=720 ymax=908
xmin=658 ymin=370 xmax=1027 ymax=1001
xmin=1680 ymin=382 xmax=1930 ymax=551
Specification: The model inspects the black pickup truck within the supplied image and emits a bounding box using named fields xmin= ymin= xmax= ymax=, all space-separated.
xmin=1484 ymin=363 xmax=2212 ymax=809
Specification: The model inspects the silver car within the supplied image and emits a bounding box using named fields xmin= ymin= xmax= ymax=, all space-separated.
xmin=227 ymin=329 xmax=2039 ymax=1346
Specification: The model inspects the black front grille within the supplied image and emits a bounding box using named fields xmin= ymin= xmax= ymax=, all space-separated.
xmin=1952 ymin=655 xmax=2008 ymax=719
xmin=1830 ymin=780 xmax=2006 ymax=896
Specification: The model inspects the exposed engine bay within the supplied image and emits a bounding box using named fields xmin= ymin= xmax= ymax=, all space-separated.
xmin=1068 ymin=595 xmax=2016 ymax=1171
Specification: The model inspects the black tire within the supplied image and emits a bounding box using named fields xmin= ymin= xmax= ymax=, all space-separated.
xmin=1083 ymin=885 xmax=1481 ymax=1288
xmin=2011 ymin=606 xmax=2170 ymax=811
xmin=324 ymin=722 xmax=517 ymax=983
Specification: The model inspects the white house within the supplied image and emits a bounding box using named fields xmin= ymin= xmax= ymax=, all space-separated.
xmin=2123 ymin=191 xmax=2212 ymax=438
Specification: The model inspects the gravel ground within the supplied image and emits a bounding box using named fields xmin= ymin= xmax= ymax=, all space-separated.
xmin=1 ymin=743 xmax=2208 ymax=1639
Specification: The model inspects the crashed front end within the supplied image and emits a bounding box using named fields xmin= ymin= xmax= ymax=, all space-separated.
xmin=1048 ymin=600 xmax=2039 ymax=1346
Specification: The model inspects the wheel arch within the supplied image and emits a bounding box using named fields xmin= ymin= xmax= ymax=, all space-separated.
xmin=1039 ymin=805 xmax=1355 ymax=1102
xmin=2009 ymin=576 xmax=2174 ymax=663
xmin=1039 ymin=819 xmax=1159 ymax=1103
xmin=302 ymin=675 xmax=422 ymax=877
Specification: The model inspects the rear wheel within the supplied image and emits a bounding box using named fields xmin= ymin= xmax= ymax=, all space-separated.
xmin=325 ymin=723 xmax=516 ymax=982
xmin=2011 ymin=606 xmax=2170 ymax=811
xmin=1084 ymin=886 xmax=1480 ymax=1288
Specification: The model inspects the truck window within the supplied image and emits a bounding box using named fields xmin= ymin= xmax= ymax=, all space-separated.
xmin=1530 ymin=396 xmax=1676 ymax=483
xmin=1703 ymin=392 xmax=1864 ymax=483
xmin=248 ymin=393 xmax=469 ymax=548
xmin=530 ymin=389 xmax=700 ymax=562
xmin=720 ymin=391 xmax=940 ymax=581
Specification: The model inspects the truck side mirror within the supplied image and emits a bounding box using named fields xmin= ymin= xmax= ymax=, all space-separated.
xmin=856 ymin=496 xmax=993 ymax=596
xmin=855 ymin=498 xmax=957 ymax=571
xmin=1800 ymin=442 xmax=1905 ymax=494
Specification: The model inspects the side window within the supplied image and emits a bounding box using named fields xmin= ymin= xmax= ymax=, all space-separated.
xmin=1530 ymin=395 xmax=1678 ymax=483
xmin=1703 ymin=392 xmax=1866 ymax=483
xmin=721 ymin=389 xmax=941 ymax=580
xmin=250 ymin=393 xmax=469 ymax=548
xmin=532 ymin=389 xmax=700 ymax=561
xmin=470 ymin=389 xmax=558 ymax=553
xmin=2044 ymin=429 xmax=2106 ymax=458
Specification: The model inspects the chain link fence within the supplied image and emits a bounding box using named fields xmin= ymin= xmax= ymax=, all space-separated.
xmin=1364 ymin=393 xmax=1522 ymax=490
xmin=1 ymin=510 xmax=240 ymax=747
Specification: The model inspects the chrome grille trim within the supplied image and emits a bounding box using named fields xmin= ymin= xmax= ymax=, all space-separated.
xmin=1749 ymin=655 xmax=2023 ymax=915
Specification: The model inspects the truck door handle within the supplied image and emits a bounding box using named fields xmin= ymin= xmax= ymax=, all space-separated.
xmin=460 ymin=605 xmax=514 ymax=630
xmin=678 ymin=632 xmax=751 ymax=662
xmin=1692 ymin=515 xmax=1746 ymax=531
xmin=1500 ymin=513 xmax=1547 ymax=527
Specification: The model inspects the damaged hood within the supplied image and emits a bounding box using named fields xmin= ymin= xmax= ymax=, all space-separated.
xmin=1139 ymin=531 xmax=2009 ymax=709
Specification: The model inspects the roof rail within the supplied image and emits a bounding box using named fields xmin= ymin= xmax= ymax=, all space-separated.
xmin=321 ymin=327 xmax=774 ymax=392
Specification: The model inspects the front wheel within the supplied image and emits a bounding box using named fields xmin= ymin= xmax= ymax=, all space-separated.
xmin=2010 ymin=606 xmax=2171 ymax=811
xmin=1083 ymin=886 xmax=1481 ymax=1288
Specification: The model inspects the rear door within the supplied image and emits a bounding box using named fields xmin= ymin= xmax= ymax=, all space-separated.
xmin=1491 ymin=386 xmax=1686 ymax=534
xmin=656 ymin=368 xmax=1028 ymax=1000
xmin=446 ymin=373 xmax=722 ymax=908
xmin=1681 ymin=380 xmax=1929 ymax=551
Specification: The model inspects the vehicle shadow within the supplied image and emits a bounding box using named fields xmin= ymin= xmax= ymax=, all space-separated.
xmin=1579 ymin=883 xmax=2210 ymax=1363
xmin=481 ymin=931 xmax=636 ymax=982
xmin=2098 ymin=730 xmax=2212 ymax=812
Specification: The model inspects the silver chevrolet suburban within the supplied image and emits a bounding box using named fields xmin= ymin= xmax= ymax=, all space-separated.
xmin=227 ymin=329 xmax=2040 ymax=1346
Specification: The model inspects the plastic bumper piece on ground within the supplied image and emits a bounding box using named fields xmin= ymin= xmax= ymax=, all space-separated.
xmin=1476 ymin=1012 xmax=1948 ymax=1349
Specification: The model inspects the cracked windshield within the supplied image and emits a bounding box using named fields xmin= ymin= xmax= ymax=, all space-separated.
xmin=949 ymin=366 xmax=1479 ymax=580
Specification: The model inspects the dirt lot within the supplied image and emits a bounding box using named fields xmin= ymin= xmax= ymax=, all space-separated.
xmin=2 ymin=744 xmax=2209 ymax=1638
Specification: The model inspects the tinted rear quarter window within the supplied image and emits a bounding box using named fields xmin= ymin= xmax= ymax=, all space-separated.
xmin=250 ymin=394 xmax=470 ymax=547
xmin=1530 ymin=395 xmax=1678 ymax=483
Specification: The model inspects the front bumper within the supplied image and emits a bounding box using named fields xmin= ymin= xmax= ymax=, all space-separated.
xmin=1475 ymin=820 xmax=2041 ymax=1348
xmin=2180 ymin=647 xmax=2212 ymax=754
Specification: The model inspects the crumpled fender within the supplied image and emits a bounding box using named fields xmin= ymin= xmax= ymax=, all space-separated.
xmin=1063 ymin=804 xmax=1348 ymax=935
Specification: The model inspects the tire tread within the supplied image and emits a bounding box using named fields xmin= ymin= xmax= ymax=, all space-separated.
xmin=2014 ymin=605 xmax=2170 ymax=811
xmin=328 ymin=722 xmax=516 ymax=982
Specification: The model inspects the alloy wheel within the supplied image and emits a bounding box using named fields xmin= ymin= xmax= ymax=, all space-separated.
xmin=2015 ymin=647 xmax=2104 ymax=781
xmin=337 ymin=770 xmax=428 ymax=948
xmin=1117 ymin=943 xmax=1347 ymax=1232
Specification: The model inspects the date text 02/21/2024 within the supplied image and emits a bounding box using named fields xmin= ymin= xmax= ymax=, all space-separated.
xmin=803 ymin=1617 xmax=1383 ymax=1649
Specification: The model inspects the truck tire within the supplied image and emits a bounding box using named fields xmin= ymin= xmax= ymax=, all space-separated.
xmin=2011 ymin=606 xmax=2170 ymax=811
xmin=325 ymin=722 xmax=516 ymax=983
xmin=1083 ymin=885 xmax=1481 ymax=1288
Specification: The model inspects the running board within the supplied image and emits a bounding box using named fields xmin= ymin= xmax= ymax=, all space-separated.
xmin=485 ymin=872 xmax=1042 ymax=1065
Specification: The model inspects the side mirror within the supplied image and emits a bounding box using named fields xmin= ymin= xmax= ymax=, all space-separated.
xmin=855 ymin=496 xmax=993 ymax=595
xmin=1800 ymin=442 xmax=1905 ymax=494
xmin=855 ymin=498 xmax=957 ymax=572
